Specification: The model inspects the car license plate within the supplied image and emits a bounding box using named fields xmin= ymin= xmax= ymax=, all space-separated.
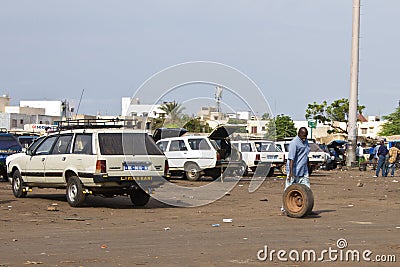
xmin=124 ymin=165 xmax=149 ymax=171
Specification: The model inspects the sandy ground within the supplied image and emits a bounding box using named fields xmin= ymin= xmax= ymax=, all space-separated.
xmin=0 ymin=168 xmax=399 ymax=267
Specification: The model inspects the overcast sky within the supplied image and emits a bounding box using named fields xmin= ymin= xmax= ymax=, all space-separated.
xmin=1 ymin=0 xmax=399 ymax=120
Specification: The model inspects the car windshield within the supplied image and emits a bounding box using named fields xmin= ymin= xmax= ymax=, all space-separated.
xmin=99 ymin=133 xmax=164 ymax=155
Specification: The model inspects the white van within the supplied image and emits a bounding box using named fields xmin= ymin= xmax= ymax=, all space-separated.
xmin=157 ymin=135 xmax=242 ymax=181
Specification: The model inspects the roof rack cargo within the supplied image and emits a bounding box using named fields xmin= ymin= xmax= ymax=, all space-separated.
xmin=55 ymin=118 xmax=136 ymax=130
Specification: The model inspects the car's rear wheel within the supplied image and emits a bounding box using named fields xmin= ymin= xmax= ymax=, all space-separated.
xmin=66 ymin=176 xmax=86 ymax=207
xmin=130 ymin=188 xmax=150 ymax=206
xmin=283 ymin=184 xmax=314 ymax=218
xmin=12 ymin=170 xmax=27 ymax=198
xmin=1 ymin=166 xmax=8 ymax=181
xmin=267 ymin=167 xmax=275 ymax=177
xmin=185 ymin=163 xmax=201 ymax=181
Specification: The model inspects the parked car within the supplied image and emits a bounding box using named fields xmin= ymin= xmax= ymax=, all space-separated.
xmin=0 ymin=129 xmax=22 ymax=180
xmin=275 ymin=139 xmax=326 ymax=175
xmin=156 ymin=125 xmax=243 ymax=181
xmin=7 ymin=120 xmax=169 ymax=207
xmin=231 ymin=140 xmax=284 ymax=176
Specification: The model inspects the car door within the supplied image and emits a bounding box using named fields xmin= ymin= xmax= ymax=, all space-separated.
xmin=25 ymin=135 xmax=58 ymax=183
xmin=166 ymin=139 xmax=188 ymax=169
xmin=44 ymin=134 xmax=73 ymax=184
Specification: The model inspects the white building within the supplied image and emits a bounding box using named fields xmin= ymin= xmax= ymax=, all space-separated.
xmin=122 ymin=97 xmax=166 ymax=118
xmin=20 ymin=101 xmax=63 ymax=117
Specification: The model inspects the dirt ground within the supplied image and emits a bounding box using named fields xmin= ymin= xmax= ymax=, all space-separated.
xmin=0 ymin=168 xmax=399 ymax=267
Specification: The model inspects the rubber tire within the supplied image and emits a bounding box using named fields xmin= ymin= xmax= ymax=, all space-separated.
xmin=12 ymin=170 xmax=27 ymax=198
xmin=240 ymin=161 xmax=248 ymax=177
xmin=1 ymin=166 xmax=8 ymax=181
xmin=66 ymin=176 xmax=86 ymax=207
xmin=283 ymin=184 xmax=314 ymax=218
xmin=266 ymin=167 xmax=275 ymax=177
xmin=308 ymin=165 xmax=314 ymax=176
xmin=130 ymin=188 xmax=150 ymax=206
xmin=185 ymin=163 xmax=201 ymax=181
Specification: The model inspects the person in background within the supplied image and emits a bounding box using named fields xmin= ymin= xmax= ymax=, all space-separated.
xmin=356 ymin=143 xmax=364 ymax=164
xmin=374 ymin=140 xmax=388 ymax=177
xmin=372 ymin=142 xmax=380 ymax=170
xmin=386 ymin=143 xmax=400 ymax=177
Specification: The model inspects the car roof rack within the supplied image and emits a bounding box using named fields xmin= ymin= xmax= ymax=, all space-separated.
xmin=55 ymin=118 xmax=136 ymax=130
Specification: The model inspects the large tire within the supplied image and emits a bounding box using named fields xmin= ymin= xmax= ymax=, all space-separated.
xmin=266 ymin=167 xmax=275 ymax=177
xmin=66 ymin=176 xmax=86 ymax=207
xmin=185 ymin=163 xmax=201 ymax=181
xmin=12 ymin=170 xmax=27 ymax=198
xmin=130 ymin=188 xmax=150 ymax=206
xmin=283 ymin=184 xmax=314 ymax=218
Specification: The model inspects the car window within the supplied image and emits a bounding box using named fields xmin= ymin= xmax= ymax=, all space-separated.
xmin=241 ymin=143 xmax=252 ymax=152
xmin=276 ymin=144 xmax=282 ymax=151
xmin=169 ymin=140 xmax=187 ymax=151
xmin=188 ymin=138 xmax=211 ymax=150
xmin=35 ymin=136 xmax=58 ymax=155
xmin=73 ymin=134 xmax=93 ymax=154
xmin=255 ymin=142 xmax=275 ymax=152
xmin=99 ymin=133 xmax=163 ymax=155
xmin=157 ymin=141 xmax=169 ymax=152
xmin=0 ymin=135 xmax=22 ymax=151
xmin=51 ymin=134 xmax=73 ymax=154
xmin=284 ymin=144 xmax=289 ymax=151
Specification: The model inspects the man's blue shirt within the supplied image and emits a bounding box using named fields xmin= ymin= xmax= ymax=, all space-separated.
xmin=287 ymin=136 xmax=310 ymax=177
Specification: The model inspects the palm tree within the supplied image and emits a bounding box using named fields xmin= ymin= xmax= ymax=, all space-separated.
xmin=159 ymin=101 xmax=185 ymax=122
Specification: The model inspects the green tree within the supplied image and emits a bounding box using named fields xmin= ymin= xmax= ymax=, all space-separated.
xmin=305 ymin=98 xmax=365 ymax=134
xmin=261 ymin=113 xmax=270 ymax=120
xmin=159 ymin=101 xmax=185 ymax=122
xmin=265 ymin=114 xmax=297 ymax=140
xmin=379 ymin=107 xmax=400 ymax=136
xmin=183 ymin=118 xmax=212 ymax=133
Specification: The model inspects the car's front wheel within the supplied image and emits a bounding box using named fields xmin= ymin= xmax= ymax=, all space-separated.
xmin=12 ymin=170 xmax=27 ymax=198
xmin=66 ymin=176 xmax=86 ymax=207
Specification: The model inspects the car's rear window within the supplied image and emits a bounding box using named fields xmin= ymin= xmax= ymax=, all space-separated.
xmin=0 ymin=135 xmax=22 ymax=150
xmin=99 ymin=133 xmax=163 ymax=155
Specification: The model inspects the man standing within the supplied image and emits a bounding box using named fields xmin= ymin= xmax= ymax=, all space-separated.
xmin=356 ymin=143 xmax=364 ymax=163
xmin=374 ymin=140 xmax=389 ymax=177
xmin=387 ymin=143 xmax=400 ymax=177
xmin=281 ymin=127 xmax=311 ymax=215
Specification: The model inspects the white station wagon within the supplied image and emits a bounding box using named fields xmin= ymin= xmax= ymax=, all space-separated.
xmin=156 ymin=135 xmax=243 ymax=181
xmin=7 ymin=123 xmax=169 ymax=207
xmin=231 ymin=140 xmax=285 ymax=176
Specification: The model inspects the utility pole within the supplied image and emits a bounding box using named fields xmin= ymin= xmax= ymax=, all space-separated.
xmin=347 ymin=0 xmax=361 ymax=167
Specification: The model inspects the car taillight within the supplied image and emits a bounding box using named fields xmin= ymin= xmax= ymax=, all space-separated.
xmin=216 ymin=151 xmax=221 ymax=161
xmin=96 ymin=160 xmax=107 ymax=173
xmin=255 ymin=154 xmax=260 ymax=161
xmin=164 ymin=160 xmax=169 ymax=176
